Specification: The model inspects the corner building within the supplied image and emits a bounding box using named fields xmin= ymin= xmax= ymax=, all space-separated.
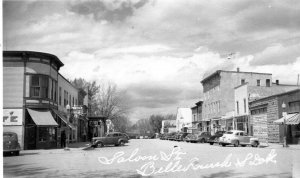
xmin=3 ymin=51 xmax=78 ymax=149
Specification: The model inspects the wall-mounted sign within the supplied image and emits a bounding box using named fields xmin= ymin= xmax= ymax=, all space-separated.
xmin=3 ymin=109 xmax=23 ymax=125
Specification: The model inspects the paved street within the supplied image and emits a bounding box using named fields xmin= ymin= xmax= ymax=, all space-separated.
xmin=3 ymin=139 xmax=299 ymax=178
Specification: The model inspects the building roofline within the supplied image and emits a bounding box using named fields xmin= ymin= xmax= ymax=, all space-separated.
xmin=249 ymin=88 xmax=300 ymax=104
xmin=234 ymin=82 xmax=249 ymax=89
xmin=272 ymin=83 xmax=299 ymax=87
xmin=201 ymin=70 xmax=272 ymax=84
xmin=58 ymin=73 xmax=79 ymax=91
xmin=3 ymin=50 xmax=64 ymax=68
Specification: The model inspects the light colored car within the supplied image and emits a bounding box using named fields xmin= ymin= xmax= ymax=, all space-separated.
xmin=92 ymin=132 xmax=129 ymax=148
xmin=219 ymin=130 xmax=259 ymax=147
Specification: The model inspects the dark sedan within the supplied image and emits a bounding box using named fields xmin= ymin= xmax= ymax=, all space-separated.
xmin=3 ymin=132 xmax=21 ymax=156
xmin=91 ymin=132 xmax=129 ymax=148
xmin=189 ymin=132 xmax=211 ymax=143
xmin=207 ymin=131 xmax=226 ymax=145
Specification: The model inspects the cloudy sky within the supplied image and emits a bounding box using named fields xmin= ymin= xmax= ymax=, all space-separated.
xmin=3 ymin=0 xmax=300 ymax=122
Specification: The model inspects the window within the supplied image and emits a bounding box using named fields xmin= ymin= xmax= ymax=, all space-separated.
xmin=64 ymin=90 xmax=68 ymax=107
xmin=289 ymin=101 xmax=300 ymax=113
xmin=30 ymin=75 xmax=48 ymax=98
xmin=241 ymin=79 xmax=245 ymax=85
xmin=251 ymin=107 xmax=267 ymax=115
xmin=72 ymin=97 xmax=74 ymax=106
xmin=75 ymin=99 xmax=77 ymax=106
xmin=244 ymin=98 xmax=247 ymax=113
xmin=59 ymin=87 xmax=62 ymax=105
xmin=69 ymin=95 xmax=71 ymax=106
xmin=257 ymin=80 xmax=260 ymax=86
xmin=266 ymin=79 xmax=271 ymax=87
xmin=236 ymin=101 xmax=239 ymax=114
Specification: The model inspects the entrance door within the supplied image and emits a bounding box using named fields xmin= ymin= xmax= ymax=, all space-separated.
xmin=25 ymin=125 xmax=36 ymax=150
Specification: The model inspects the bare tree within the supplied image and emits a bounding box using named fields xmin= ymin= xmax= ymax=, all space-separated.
xmin=92 ymin=81 xmax=130 ymax=121
xmin=111 ymin=116 xmax=131 ymax=133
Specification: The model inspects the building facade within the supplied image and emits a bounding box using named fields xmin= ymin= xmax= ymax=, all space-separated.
xmin=161 ymin=120 xmax=176 ymax=134
xmin=201 ymin=69 xmax=272 ymax=134
xmin=3 ymin=51 xmax=79 ymax=149
xmin=191 ymin=101 xmax=203 ymax=131
xmin=249 ymin=89 xmax=300 ymax=144
xmin=176 ymin=108 xmax=192 ymax=132
xmin=234 ymin=81 xmax=300 ymax=136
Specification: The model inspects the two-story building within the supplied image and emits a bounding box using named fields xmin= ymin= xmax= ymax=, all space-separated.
xmin=234 ymin=80 xmax=299 ymax=136
xmin=201 ymin=68 xmax=273 ymax=134
xmin=3 ymin=51 xmax=79 ymax=149
xmin=249 ymin=89 xmax=300 ymax=144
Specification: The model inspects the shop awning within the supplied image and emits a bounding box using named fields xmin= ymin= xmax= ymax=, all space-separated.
xmin=274 ymin=113 xmax=300 ymax=125
xmin=52 ymin=109 xmax=76 ymax=129
xmin=27 ymin=109 xmax=58 ymax=126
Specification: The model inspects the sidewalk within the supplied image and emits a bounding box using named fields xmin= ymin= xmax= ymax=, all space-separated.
xmin=69 ymin=142 xmax=91 ymax=148
xmin=260 ymin=142 xmax=300 ymax=150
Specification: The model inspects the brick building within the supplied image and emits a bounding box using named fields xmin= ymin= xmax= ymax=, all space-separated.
xmin=234 ymin=81 xmax=299 ymax=136
xmin=201 ymin=69 xmax=272 ymax=134
xmin=249 ymin=89 xmax=300 ymax=144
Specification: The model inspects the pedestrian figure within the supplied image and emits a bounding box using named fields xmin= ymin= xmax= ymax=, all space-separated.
xmin=61 ymin=131 xmax=66 ymax=148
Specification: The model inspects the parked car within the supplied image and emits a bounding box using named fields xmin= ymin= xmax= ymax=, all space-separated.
xmin=207 ymin=131 xmax=226 ymax=145
xmin=219 ymin=130 xmax=259 ymax=147
xmin=3 ymin=132 xmax=21 ymax=156
xmin=189 ymin=132 xmax=211 ymax=143
xmin=184 ymin=134 xmax=193 ymax=142
xmin=175 ymin=132 xmax=188 ymax=141
xmin=166 ymin=132 xmax=177 ymax=141
xmin=91 ymin=132 xmax=129 ymax=148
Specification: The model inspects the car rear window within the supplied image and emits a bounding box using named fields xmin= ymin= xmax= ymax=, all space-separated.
xmin=3 ymin=134 xmax=16 ymax=141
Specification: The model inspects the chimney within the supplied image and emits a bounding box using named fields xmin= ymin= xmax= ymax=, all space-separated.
xmin=276 ymin=80 xmax=279 ymax=85
xmin=237 ymin=67 xmax=240 ymax=72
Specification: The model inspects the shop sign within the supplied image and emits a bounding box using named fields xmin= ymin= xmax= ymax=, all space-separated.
xmin=3 ymin=109 xmax=22 ymax=125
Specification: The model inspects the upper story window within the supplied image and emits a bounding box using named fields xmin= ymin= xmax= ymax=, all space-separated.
xmin=251 ymin=107 xmax=267 ymax=115
xmin=30 ymin=75 xmax=48 ymax=98
xmin=257 ymin=80 xmax=261 ymax=86
xmin=289 ymin=101 xmax=300 ymax=113
xmin=266 ymin=79 xmax=271 ymax=87
xmin=241 ymin=79 xmax=245 ymax=85
xmin=59 ymin=87 xmax=62 ymax=105
xmin=236 ymin=101 xmax=239 ymax=115
xmin=51 ymin=63 xmax=57 ymax=70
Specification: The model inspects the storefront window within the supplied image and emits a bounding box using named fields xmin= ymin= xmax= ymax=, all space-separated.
xmin=38 ymin=127 xmax=48 ymax=142
xmin=38 ymin=127 xmax=56 ymax=142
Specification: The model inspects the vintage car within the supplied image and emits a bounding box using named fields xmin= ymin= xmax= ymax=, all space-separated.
xmin=174 ymin=132 xmax=188 ymax=141
xmin=184 ymin=134 xmax=193 ymax=142
xmin=219 ymin=130 xmax=259 ymax=147
xmin=91 ymin=132 xmax=129 ymax=148
xmin=207 ymin=131 xmax=226 ymax=145
xmin=3 ymin=132 xmax=21 ymax=156
xmin=189 ymin=132 xmax=211 ymax=143
xmin=166 ymin=132 xmax=177 ymax=141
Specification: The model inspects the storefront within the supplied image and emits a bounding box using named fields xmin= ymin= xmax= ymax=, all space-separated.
xmin=274 ymin=112 xmax=300 ymax=144
xmin=24 ymin=109 xmax=58 ymax=150
xmin=88 ymin=116 xmax=106 ymax=141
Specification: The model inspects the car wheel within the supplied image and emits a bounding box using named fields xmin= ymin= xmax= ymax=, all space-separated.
xmin=119 ymin=141 xmax=125 ymax=146
xmin=201 ymin=138 xmax=205 ymax=143
xmin=97 ymin=142 xmax=104 ymax=148
xmin=209 ymin=142 xmax=214 ymax=145
xmin=252 ymin=141 xmax=259 ymax=147
xmin=241 ymin=145 xmax=246 ymax=147
xmin=234 ymin=141 xmax=239 ymax=147
xmin=14 ymin=151 xmax=19 ymax=156
xmin=222 ymin=143 xmax=226 ymax=147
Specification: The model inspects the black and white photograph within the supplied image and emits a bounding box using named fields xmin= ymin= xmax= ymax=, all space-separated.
xmin=1 ymin=0 xmax=300 ymax=177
